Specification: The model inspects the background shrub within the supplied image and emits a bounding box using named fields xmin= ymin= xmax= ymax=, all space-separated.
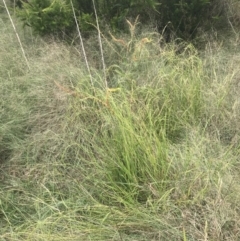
xmin=156 ymin=0 xmax=227 ymax=40
xmin=15 ymin=0 xmax=231 ymax=40
xmin=17 ymin=0 xmax=76 ymax=36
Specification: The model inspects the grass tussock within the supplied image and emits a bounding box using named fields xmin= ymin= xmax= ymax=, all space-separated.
xmin=1 ymin=11 xmax=240 ymax=241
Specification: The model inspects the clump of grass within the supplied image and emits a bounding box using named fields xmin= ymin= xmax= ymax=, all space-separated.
xmin=1 ymin=7 xmax=240 ymax=241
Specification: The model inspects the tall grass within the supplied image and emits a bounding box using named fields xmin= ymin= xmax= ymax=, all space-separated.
xmin=1 ymin=7 xmax=240 ymax=241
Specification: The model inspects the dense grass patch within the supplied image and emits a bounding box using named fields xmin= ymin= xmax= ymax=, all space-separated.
xmin=1 ymin=12 xmax=240 ymax=241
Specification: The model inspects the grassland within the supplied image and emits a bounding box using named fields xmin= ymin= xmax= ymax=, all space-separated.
xmin=1 ymin=6 xmax=240 ymax=241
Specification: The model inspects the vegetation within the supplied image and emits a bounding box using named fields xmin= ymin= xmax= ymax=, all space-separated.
xmin=1 ymin=0 xmax=240 ymax=240
xmin=12 ymin=0 xmax=231 ymax=40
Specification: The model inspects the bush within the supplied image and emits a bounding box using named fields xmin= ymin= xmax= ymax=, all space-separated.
xmin=16 ymin=0 xmax=71 ymax=35
xmin=157 ymin=0 xmax=226 ymax=40
xmin=16 ymin=0 xmax=229 ymax=40
xmin=16 ymin=0 xmax=159 ymax=36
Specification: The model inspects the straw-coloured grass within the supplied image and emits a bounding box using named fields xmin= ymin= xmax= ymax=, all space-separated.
xmin=1 ymin=5 xmax=240 ymax=241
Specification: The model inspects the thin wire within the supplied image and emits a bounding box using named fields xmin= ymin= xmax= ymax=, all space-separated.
xmin=2 ymin=0 xmax=30 ymax=71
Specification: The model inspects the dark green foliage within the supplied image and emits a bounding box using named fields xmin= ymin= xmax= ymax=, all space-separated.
xmin=16 ymin=0 xmax=227 ymax=40
xmin=17 ymin=0 xmax=77 ymax=36
xmin=157 ymin=0 xmax=222 ymax=40
xmin=97 ymin=0 xmax=160 ymax=31
xmin=9 ymin=0 xmax=27 ymax=8
xmin=16 ymin=0 xmax=160 ymax=36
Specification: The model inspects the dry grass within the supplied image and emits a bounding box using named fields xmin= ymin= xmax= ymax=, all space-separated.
xmin=1 ymin=9 xmax=240 ymax=241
